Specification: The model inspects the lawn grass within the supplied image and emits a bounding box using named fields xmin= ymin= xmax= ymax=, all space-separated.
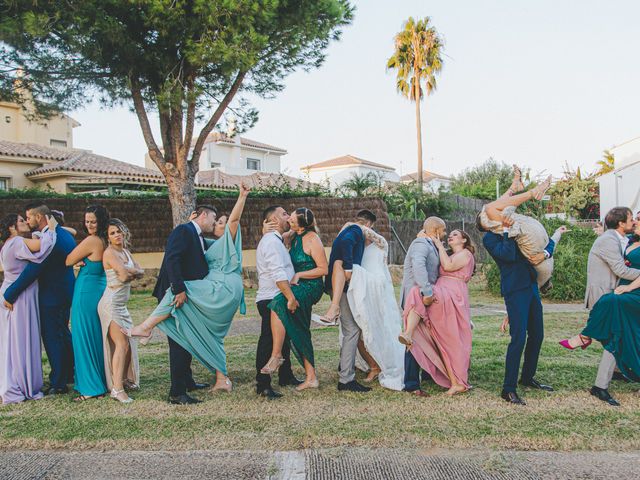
xmin=0 ymin=289 xmax=638 ymax=452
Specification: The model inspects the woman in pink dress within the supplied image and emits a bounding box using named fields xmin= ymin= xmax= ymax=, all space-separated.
xmin=0 ymin=213 xmax=57 ymax=404
xmin=399 ymin=229 xmax=475 ymax=395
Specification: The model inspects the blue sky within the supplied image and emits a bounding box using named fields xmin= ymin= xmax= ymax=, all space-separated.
xmin=70 ymin=0 xmax=640 ymax=179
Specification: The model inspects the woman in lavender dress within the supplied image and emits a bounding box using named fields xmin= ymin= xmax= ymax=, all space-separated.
xmin=0 ymin=213 xmax=57 ymax=404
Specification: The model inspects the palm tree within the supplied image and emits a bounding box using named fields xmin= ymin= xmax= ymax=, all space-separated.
xmin=595 ymin=150 xmax=615 ymax=176
xmin=387 ymin=17 xmax=444 ymax=190
xmin=340 ymin=172 xmax=378 ymax=197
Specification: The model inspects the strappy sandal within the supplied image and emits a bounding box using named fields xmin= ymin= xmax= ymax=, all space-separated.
xmin=110 ymin=388 xmax=133 ymax=404
xmin=212 ymin=378 xmax=233 ymax=393
xmin=72 ymin=393 xmax=104 ymax=402
xmin=260 ymin=356 xmax=285 ymax=374
xmin=530 ymin=174 xmax=552 ymax=200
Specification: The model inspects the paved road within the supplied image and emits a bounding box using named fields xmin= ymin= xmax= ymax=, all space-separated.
xmin=1 ymin=448 xmax=638 ymax=479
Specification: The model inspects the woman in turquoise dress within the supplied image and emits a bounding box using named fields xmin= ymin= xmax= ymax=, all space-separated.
xmin=560 ymin=228 xmax=640 ymax=381
xmin=65 ymin=205 xmax=110 ymax=401
xmin=261 ymin=208 xmax=328 ymax=391
xmin=128 ymin=185 xmax=249 ymax=392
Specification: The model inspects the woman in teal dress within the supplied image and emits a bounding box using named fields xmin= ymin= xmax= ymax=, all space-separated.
xmin=561 ymin=228 xmax=640 ymax=382
xmin=128 ymin=185 xmax=249 ymax=392
xmin=261 ymin=208 xmax=328 ymax=391
xmin=65 ymin=205 xmax=110 ymax=401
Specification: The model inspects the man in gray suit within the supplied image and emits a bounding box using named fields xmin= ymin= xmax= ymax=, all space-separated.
xmin=399 ymin=216 xmax=446 ymax=396
xmin=585 ymin=206 xmax=640 ymax=406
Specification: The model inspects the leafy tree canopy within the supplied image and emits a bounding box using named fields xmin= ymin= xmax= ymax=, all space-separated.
xmin=450 ymin=158 xmax=516 ymax=200
xmin=0 ymin=0 xmax=353 ymax=223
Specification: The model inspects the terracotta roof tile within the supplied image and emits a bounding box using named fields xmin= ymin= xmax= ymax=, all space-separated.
xmin=196 ymin=169 xmax=313 ymax=190
xmin=0 ymin=140 xmax=72 ymax=161
xmin=301 ymin=155 xmax=395 ymax=172
xmin=204 ymin=132 xmax=287 ymax=153
xmin=400 ymin=170 xmax=451 ymax=182
xmin=25 ymin=150 xmax=164 ymax=179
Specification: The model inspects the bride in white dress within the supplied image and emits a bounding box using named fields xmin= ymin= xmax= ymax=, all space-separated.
xmin=342 ymin=225 xmax=405 ymax=391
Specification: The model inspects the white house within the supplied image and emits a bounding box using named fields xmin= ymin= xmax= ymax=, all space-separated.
xmin=400 ymin=170 xmax=452 ymax=192
xmin=300 ymin=154 xmax=400 ymax=189
xmin=597 ymin=136 xmax=640 ymax=218
xmin=145 ymin=132 xmax=287 ymax=176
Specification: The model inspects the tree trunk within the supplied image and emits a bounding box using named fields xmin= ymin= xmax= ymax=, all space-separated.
xmin=414 ymin=75 xmax=423 ymax=190
xmin=166 ymin=172 xmax=197 ymax=227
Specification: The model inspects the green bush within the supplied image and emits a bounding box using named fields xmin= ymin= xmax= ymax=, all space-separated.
xmin=484 ymin=218 xmax=596 ymax=302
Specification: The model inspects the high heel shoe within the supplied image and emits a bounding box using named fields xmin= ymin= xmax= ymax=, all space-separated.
xmin=212 ymin=378 xmax=232 ymax=393
xmin=398 ymin=333 xmax=413 ymax=348
xmin=317 ymin=308 xmax=341 ymax=326
xmin=559 ymin=334 xmax=592 ymax=350
xmin=260 ymin=356 xmax=284 ymax=374
xmin=364 ymin=368 xmax=381 ymax=383
xmin=295 ymin=379 xmax=319 ymax=392
xmin=110 ymin=388 xmax=133 ymax=404
xmin=121 ymin=327 xmax=152 ymax=345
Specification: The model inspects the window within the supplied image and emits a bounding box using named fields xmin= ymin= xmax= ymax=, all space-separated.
xmin=50 ymin=139 xmax=67 ymax=148
xmin=210 ymin=161 xmax=221 ymax=168
xmin=0 ymin=178 xmax=11 ymax=191
xmin=246 ymin=158 xmax=261 ymax=171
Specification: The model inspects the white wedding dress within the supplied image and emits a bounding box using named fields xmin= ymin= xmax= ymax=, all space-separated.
xmin=345 ymin=241 xmax=405 ymax=391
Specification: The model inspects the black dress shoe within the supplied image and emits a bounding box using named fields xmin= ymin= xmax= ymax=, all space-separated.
xmin=590 ymin=386 xmax=620 ymax=406
xmin=519 ymin=378 xmax=554 ymax=392
xmin=612 ymin=371 xmax=631 ymax=383
xmin=258 ymin=388 xmax=283 ymax=400
xmin=187 ymin=382 xmax=210 ymax=392
xmin=279 ymin=376 xmax=303 ymax=387
xmin=501 ymin=390 xmax=526 ymax=405
xmin=45 ymin=386 xmax=69 ymax=396
xmin=337 ymin=380 xmax=371 ymax=393
xmin=169 ymin=394 xmax=202 ymax=405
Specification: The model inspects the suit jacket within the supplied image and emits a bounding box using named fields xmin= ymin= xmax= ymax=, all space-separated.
xmin=399 ymin=237 xmax=440 ymax=308
xmin=152 ymin=222 xmax=208 ymax=301
xmin=3 ymin=225 xmax=76 ymax=307
xmin=325 ymin=224 xmax=365 ymax=293
xmin=483 ymin=232 xmax=555 ymax=298
xmin=584 ymin=229 xmax=640 ymax=309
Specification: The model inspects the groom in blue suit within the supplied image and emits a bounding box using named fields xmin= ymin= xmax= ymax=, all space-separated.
xmin=3 ymin=203 xmax=76 ymax=395
xmin=481 ymin=215 xmax=555 ymax=405
xmin=153 ymin=204 xmax=217 ymax=405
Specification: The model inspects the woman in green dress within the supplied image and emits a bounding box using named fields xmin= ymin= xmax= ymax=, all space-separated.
xmin=560 ymin=225 xmax=640 ymax=381
xmin=261 ymin=208 xmax=328 ymax=391
xmin=65 ymin=205 xmax=110 ymax=401
xmin=128 ymin=185 xmax=249 ymax=393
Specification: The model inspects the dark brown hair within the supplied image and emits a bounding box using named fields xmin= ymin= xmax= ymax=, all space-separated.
xmin=0 ymin=214 xmax=19 ymax=243
xmin=294 ymin=207 xmax=317 ymax=233
xmin=453 ymin=229 xmax=476 ymax=256
xmin=604 ymin=207 xmax=632 ymax=230
xmin=83 ymin=205 xmax=110 ymax=242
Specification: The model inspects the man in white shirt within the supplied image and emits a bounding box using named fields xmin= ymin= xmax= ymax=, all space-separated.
xmin=255 ymin=205 xmax=302 ymax=399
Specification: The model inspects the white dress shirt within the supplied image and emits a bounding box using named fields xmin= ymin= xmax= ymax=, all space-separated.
xmin=256 ymin=231 xmax=295 ymax=302
xmin=191 ymin=220 xmax=206 ymax=252
xmin=615 ymin=230 xmax=629 ymax=255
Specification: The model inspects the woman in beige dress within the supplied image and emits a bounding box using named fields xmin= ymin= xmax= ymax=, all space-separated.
xmin=98 ymin=219 xmax=144 ymax=403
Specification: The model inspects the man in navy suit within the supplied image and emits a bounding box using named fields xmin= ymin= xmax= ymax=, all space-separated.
xmin=481 ymin=214 xmax=555 ymax=405
xmin=153 ymin=204 xmax=217 ymax=405
xmin=326 ymin=209 xmax=377 ymax=393
xmin=3 ymin=202 xmax=76 ymax=395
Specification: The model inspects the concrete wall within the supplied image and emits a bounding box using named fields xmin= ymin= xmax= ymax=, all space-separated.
xmin=0 ymin=159 xmax=40 ymax=189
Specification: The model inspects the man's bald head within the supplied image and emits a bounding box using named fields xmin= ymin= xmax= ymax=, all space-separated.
xmin=423 ymin=216 xmax=447 ymax=240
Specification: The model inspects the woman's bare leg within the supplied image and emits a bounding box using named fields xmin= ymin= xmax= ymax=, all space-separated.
xmin=108 ymin=322 xmax=131 ymax=401
xmin=296 ymin=358 xmax=318 ymax=391
xmin=128 ymin=312 xmax=171 ymax=339
xmin=399 ymin=310 xmax=422 ymax=347
xmin=261 ymin=311 xmax=287 ymax=373
xmin=323 ymin=260 xmax=345 ymax=320
xmin=358 ymin=338 xmax=381 ymax=381
xmin=212 ymin=370 xmax=232 ymax=392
